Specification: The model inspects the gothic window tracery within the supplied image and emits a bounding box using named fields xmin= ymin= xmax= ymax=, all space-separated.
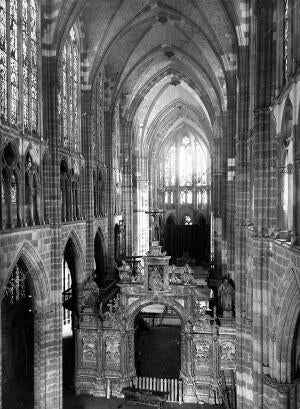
xmin=279 ymin=99 xmax=293 ymax=232
xmin=60 ymin=160 xmax=81 ymax=222
xmin=283 ymin=0 xmax=289 ymax=81
xmin=160 ymin=134 xmax=210 ymax=211
xmin=3 ymin=264 xmax=29 ymax=304
xmin=59 ymin=25 xmax=80 ymax=151
xmin=0 ymin=0 xmax=38 ymax=131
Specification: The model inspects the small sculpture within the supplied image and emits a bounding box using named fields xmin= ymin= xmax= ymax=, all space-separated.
xmin=81 ymin=271 xmax=99 ymax=310
xmin=169 ymin=265 xmax=180 ymax=284
xmin=117 ymin=260 xmax=132 ymax=282
xmin=218 ymin=277 xmax=235 ymax=313
xmin=135 ymin=261 xmax=144 ymax=283
xmin=181 ymin=263 xmax=194 ymax=285
xmin=149 ymin=267 xmax=164 ymax=291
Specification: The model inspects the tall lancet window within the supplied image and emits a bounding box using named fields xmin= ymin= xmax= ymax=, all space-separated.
xmin=10 ymin=0 xmax=18 ymax=124
xmin=0 ymin=0 xmax=38 ymax=131
xmin=59 ymin=26 xmax=80 ymax=151
xmin=0 ymin=0 xmax=7 ymax=119
xmin=283 ymin=0 xmax=289 ymax=81
xmin=164 ymin=143 xmax=176 ymax=186
xmin=179 ymin=136 xmax=192 ymax=186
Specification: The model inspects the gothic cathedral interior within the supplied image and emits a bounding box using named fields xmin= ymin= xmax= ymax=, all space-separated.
xmin=0 ymin=1 xmax=300 ymax=409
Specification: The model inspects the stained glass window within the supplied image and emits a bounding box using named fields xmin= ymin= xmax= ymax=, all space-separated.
xmin=180 ymin=191 xmax=185 ymax=204
xmin=0 ymin=0 xmax=38 ymax=130
xmin=60 ymin=26 xmax=80 ymax=151
xmin=22 ymin=0 xmax=29 ymax=128
xmin=165 ymin=191 xmax=168 ymax=204
xmin=3 ymin=265 xmax=28 ymax=304
xmin=195 ymin=142 xmax=207 ymax=185
xmin=62 ymin=258 xmax=72 ymax=336
xmin=179 ymin=137 xmax=192 ymax=185
xmin=11 ymin=173 xmax=16 ymax=204
xmin=30 ymin=0 xmax=38 ymax=131
xmin=10 ymin=0 xmax=18 ymax=124
xmin=94 ymin=74 xmax=104 ymax=160
xmin=165 ymin=143 xmax=176 ymax=186
xmin=0 ymin=0 xmax=7 ymax=119
xmin=170 ymin=191 xmax=174 ymax=204
xmin=283 ymin=0 xmax=289 ymax=80
xmin=161 ymin=134 xmax=210 ymax=211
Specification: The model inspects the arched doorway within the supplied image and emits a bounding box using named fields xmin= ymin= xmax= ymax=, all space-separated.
xmin=164 ymin=213 xmax=210 ymax=265
xmin=94 ymin=229 xmax=107 ymax=287
xmin=1 ymin=261 xmax=34 ymax=409
xmin=62 ymin=239 xmax=78 ymax=393
xmin=134 ymin=303 xmax=181 ymax=379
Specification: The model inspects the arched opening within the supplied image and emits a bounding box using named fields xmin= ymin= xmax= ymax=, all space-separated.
xmin=164 ymin=213 xmax=210 ymax=266
xmin=1 ymin=261 xmax=34 ymax=409
xmin=279 ymin=99 xmax=293 ymax=231
xmin=62 ymin=239 xmax=78 ymax=393
xmin=42 ymin=154 xmax=49 ymax=223
xmin=292 ymin=313 xmax=300 ymax=381
xmin=25 ymin=171 xmax=32 ymax=226
xmin=94 ymin=229 xmax=107 ymax=287
xmin=60 ymin=160 xmax=68 ymax=222
xmin=164 ymin=215 xmax=176 ymax=263
xmin=134 ymin=303 xmax=181 ymax=379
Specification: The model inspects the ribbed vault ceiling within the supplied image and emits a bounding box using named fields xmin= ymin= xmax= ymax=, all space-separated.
xmin=53 ymin=0 xmax=245 ymax=156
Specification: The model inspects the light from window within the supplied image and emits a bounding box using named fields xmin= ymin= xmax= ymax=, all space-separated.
xmin=184 ymin=215 xmax=192 ymax=225
xmin=284 ymin=0 xmax=289 ymax=80
xmin=60 ymin=26 xmax=80 ymax=151
xmin=179 ymin=137 xmax=192 ymax=185
xmin=62 ymin=258 xmax=72 ymax=336
xmin=0 ymin=0 xmax=7 ymax=118
xmin=0 ymin=0 xmax=37 ymax=130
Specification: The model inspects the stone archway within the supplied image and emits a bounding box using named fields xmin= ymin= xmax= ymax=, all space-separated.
xmin=62 ymin=236 xmax=82 ymax=393
xmin=134 ymin=303 xmax=182 ymax=379
xmin=125 ymin=297 xmax=189 ymax=381
xmin=94 ymin=227 xmax=108 ymax=287
xmin=0 ymin=242 xmax=50 ymax=409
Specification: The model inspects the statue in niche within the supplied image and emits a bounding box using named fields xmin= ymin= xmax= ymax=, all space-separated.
xmin=135 ymin=261 xmax=144 ymax=283
xmin=220 ymin=341 xmax=236 ymax=364
xmin=152 ymin=214 xmax=160 ymax=242
xmin=149 ymin=266 xmax=164 ymax=291
xmin=169 ymin=265 xmax=181 ymax=284
xmin=181 ymin=263 xmax=194 ymax=285
xmin=218 ymin=277 xmax=235 ymax=313
xmin=117 ymin=260 xmax=132 ymax=282
xmin=114 ymin=172 xmax=122 ymax=214
xmin=81 ymin=271 xmax=99 ymax=311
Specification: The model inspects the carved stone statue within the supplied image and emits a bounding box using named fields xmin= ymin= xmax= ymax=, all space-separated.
xmin=117 ymin=260 xmax=132 ymax=282
xmin=218 ymin=277 xmax=235 ymax=313
xmin=148 ymin=266 xmax=164 ymax=291
xmin=81 ymin=271 xmax=99 ymax=311
xmin=181 ymin=263 xmax=194 ymax=285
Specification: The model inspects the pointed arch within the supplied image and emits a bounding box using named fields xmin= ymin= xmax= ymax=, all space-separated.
xmin=1 ymin=241 xmax=50 ymax=312
xmin=62 ymin=229 xmax=85 ymax=285
xmin=271 ymin=263 xmax=300 ymax=383
xmin=94 ymin=226 xmax=108 ymax=286
xmin=126 ymin=297 xmax=189 ymax=330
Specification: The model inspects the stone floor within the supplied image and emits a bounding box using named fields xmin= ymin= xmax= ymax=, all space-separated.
xmin=63 ymin=391 xmax=222 ymax=409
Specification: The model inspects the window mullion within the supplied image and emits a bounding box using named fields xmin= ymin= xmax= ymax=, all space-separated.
xmin=6 ymin=0 xmax=11 ymax=123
